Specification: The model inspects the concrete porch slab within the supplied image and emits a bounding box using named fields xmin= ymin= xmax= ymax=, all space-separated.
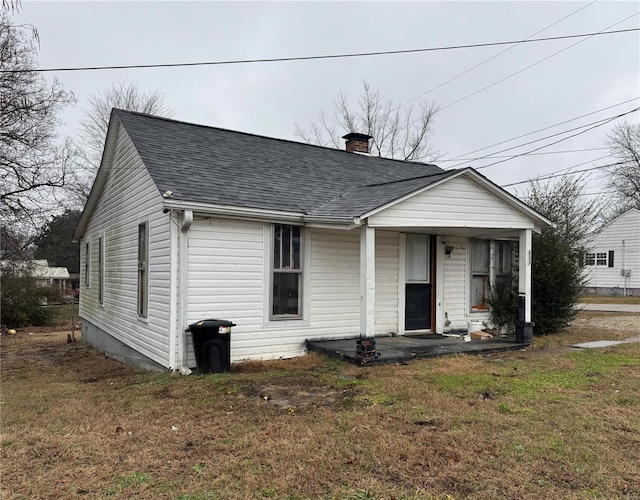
xmin=307 ymin=333 xmax=529 ymax=365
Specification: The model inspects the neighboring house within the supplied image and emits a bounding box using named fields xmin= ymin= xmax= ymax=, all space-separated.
xmin=73 ymin=109 xmax=552 ymax=372
xmin=584 ymin=208 xmax=640 ymax=296
xmin=0 ymin=260 xmax=70 ymax=292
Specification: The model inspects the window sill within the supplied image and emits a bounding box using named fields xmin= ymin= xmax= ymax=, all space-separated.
xmin=262 ymin=318 xmax=309 ymax=329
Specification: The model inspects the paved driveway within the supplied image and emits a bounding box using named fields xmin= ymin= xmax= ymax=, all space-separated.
xmin=579 ymin=303 xmax=640 ymax=313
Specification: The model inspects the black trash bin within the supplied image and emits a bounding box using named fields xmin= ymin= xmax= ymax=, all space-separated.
xmin=186 ymin=319 xmax=236 ymax=373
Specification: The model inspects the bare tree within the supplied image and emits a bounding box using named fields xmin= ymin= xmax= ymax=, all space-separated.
xmin=525 ymin=174 xmax=603 ymax=249
xmin=295 ymin=80 xmax=439 ymax=162
xmin=605 ymin=121 xmax=640 ymax=211
xmin=0 ymin=13 xmax=75 ymax=227
xmin=1 ymin=0 xmax=21 ymax=14
xmin=79 ymin=82 xmax=172 ymax=169
xmin=70 ymin=82 xmax=172 ymax=205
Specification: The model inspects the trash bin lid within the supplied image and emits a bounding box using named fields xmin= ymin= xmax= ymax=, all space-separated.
xmin=186 ymin=319 xmax=236 ymax=331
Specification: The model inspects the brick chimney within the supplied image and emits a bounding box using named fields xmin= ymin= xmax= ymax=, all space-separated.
xmin=342 ymin=132 xmax=372 ymax=154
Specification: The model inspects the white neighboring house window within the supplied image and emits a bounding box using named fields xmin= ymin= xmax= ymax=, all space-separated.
xmin=137 ymin=222 xmax=149 ymax=318
xmin=585 ymin=251 xmax=614 ymax=267
xmin=84 ymin=241 xmax=90 ymax=287
xmin=98 ymin=235 xmax=104 ymax=305
xmin=584 ymin=253 xmax=595 ymax=266
xmin=272 ymin=224 xmax=302 ymax=318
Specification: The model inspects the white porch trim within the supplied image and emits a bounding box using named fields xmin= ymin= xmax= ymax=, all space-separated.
xmin=360 ymin=225 xmax=376 ymax=338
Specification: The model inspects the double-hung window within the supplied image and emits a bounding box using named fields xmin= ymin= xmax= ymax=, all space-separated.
xmin=98 ymin=235 xmax=104 ymax=305
xmin=470 ymin=239 xmax=517 ymax=311
xmin=137 ymin=222 xmax=148 ymax=318
xmin=272 ymin=224 xmax=302 ymax=318
xmin=84 ymin=241 xmax=90 ymax=287
xmin=596 ymin=252 xmax=607 ymax=266
xmin=585 ymin=251 xmax=614 ymax=267
xmin=471 ymin=240 xmax=490 ymax=310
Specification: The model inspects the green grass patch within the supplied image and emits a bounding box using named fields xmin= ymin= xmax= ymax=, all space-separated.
xmin=104 ymin=471 xmax=151 ymax=496
xmin=431 ymin=349 xmax=638 ymax=401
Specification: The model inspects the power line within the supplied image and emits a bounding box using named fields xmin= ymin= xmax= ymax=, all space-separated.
xmin=444 ymin=107 xmax=638 ymax=170
xmin=501 ymin=161 xmax=624 ymax=187
xmin=437 ymin=11 xmax=639 ymax=113
xmin=473 ymin=107 xmax=639 ymax=170
xmin=437 ymin=147 xmax=609 ymax=162
xmin=495 ymin=153 xmax=610 ymax=188
xmin=394 ymin=0 xmax=598 ymax=110
xmin=445 ymin=97 xmax=638 ymax=162
xmin=2 ymin=27 xmax=639 ymax=74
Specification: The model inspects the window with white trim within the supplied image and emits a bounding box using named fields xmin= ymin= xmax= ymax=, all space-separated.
xmin=84 ymin=241 xmax=90 ymax=287
xmin=471 ymin=240 xmax=490 ymax=310
xmin=470 ymin=239 xmax=517 ymax=311
xmin=98 ymin=235 xmax=104 ymax=305
xmin=585 ymin=251 xmax=613 ymax=267
xmin=137 ymin=222 xmax=148 ymax=318
xmin=272 ymin=224 xmax=302 ymax=318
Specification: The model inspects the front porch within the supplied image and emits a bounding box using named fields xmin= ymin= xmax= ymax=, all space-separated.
xmin=307 ymin=333 xmax=528 ymax=366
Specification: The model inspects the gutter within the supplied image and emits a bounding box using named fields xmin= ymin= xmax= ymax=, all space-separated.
xmin=163 ymin=200 xmax=362 ymax=228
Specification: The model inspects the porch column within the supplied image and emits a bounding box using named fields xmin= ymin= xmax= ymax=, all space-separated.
xmin=518 ymin=229 xmax=532 ymax=322
xmin=517 ymin=229 xmax=533 ymax=343
xmin=360 ymin=225 xmax=376 ymax=339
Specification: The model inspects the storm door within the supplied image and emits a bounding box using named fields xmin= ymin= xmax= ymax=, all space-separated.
xmin=405 ymin=234 xmax=433 ymax=331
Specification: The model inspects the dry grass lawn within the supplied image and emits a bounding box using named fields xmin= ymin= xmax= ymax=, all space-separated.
xmin=1 ymin=311 xmax=639 ymax=499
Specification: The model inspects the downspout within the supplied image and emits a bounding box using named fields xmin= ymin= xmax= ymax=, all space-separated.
xmin=168 ymin=210 xmax=178 ymax=370
xmin=177 ymin=210 xmax=193 ymax=375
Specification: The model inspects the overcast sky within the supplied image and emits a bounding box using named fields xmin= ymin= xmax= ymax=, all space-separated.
xmin=14 ymin=1 xmax=640 ymax=199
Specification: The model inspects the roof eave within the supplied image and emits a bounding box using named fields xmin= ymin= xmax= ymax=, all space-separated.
xmin=163 ymin=200 xmax=357 ymax=228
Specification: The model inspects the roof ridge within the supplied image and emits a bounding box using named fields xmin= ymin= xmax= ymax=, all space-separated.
xmin=113 ymin=108 xmax=442 ymax=169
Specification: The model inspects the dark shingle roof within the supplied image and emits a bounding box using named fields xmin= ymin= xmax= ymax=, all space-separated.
xmin=114 ymin=109 xmax=456 ymax=218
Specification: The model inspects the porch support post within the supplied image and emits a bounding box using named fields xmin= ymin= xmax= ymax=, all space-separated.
xmin=517 ymin=228 xmax=533 ymax=343
xmin=360 ymin=225 xmax=376 ymax=338
xmin=358 ymin=225 xmax=377 ymax=363
xmin=518 ymin=229 xmax=532 ymax=322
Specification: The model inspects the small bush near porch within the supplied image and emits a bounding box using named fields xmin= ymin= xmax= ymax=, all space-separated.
xmin=1 ymin=311 xmax=639 ymax=499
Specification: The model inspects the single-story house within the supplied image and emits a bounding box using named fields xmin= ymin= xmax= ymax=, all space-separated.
xmin=0 ymin=259 xmax=70 ymax=292
xmin=584 ymin=207 xmax=639 ymax=296
xmin=73 ymin=109 xmax=552 ymax=372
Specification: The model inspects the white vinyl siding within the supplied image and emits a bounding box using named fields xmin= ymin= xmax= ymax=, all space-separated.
xmin=375 ymin=231 xmax=399 ymax=335
xmin=441 ymin=237 xmax=470 ymax=330
xmin=585 ymin=209 xmax=640 ymax=290
xmin=308 ymin=229 xmax=361 ymax=337
xmin=78 ymin=124 xmax=172 ymax=367
xmin=368 ymin=176 xmax=534 ymax=229
xmin=185 ymin=224 xmax=399 ymax=363
xmin=187 ymin=217 xmax=264 ymax=364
